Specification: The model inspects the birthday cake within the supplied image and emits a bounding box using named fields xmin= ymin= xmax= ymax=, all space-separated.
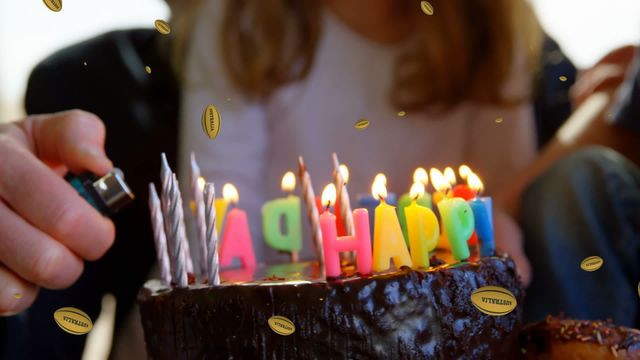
xmin=139 ymin=155 xmax=520 ymax=359
xmin=138 ymin=252 xmax=524 ymax=359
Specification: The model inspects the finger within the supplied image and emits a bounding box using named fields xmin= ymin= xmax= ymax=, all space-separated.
xmin=0 ymin=137 xmax=115 ymax=260
xmin=0 ymin=266 xmax=38 ymax=316
xmin=19 ymin=110 xmax=113 ymax=176
xmin=0 ymin=200 xmax=84 ymax=289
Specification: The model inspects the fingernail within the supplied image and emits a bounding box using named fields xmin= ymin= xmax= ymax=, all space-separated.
xmin=81 ymin=146 xmax=103 ymax=158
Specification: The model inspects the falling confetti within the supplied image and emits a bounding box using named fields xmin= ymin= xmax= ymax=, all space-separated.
xmin=420 ymin=1 xmax=434 ymax=15
xmin=580 ymin=256 xmax=603 ymax=272
xmin=495 ymin=117 xmax=503 ymax=123
xmin=559 ymin=75 xmax=567 ymax=82
xmin=13 ymin=293 xmax=22 ymax=299
xmin=354 ymin=119 xmax=370 ymax=130
xmin=53 ymin=307 xmax=93 ymax=335
xmin=155 ymin=20 xmax=171 ymax=35
xmin=145 ymin=66 xmax=152 ymax=74
xmin=397 ymin=111 xmax=406 ymax=117
xmin=83 ymin=62 xmax=87 ymax=66
xmin=43 ymin=0 xmax=62 ymax=12
xmin=201 ymin=104 xmax=222 ymax=140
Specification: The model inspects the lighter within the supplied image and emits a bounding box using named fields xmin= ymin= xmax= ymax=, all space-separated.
xmin=65 ymin=168 xmax=135 ymax=216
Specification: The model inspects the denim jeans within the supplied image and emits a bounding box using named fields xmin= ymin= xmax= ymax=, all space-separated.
xmin=522 ymin=146 xmax=640 ymax=326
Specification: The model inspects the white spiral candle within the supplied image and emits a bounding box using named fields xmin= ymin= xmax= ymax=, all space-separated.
xmin=204 ymin=183 xmax=220 ymax=285
xmin=190 ymin=153 xmax=208 ymax=278
xmin=148 ymin=183 xmax=171 ymax=286
xmin=297 ymin=156 xmax=324 ymax=269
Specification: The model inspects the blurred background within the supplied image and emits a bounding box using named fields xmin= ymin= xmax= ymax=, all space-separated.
xmin=0 ymin=0 xmax=638 ymax=358
xmin=1 ymin=0 xmax=639 ymax=123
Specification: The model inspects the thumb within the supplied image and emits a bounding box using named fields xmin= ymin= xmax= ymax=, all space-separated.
xmin=22 ymin=110 xmax=113 ymax=175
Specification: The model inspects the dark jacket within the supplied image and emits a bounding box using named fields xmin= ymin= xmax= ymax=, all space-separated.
xmin=0 ymin=29 xmax=575 ymax=359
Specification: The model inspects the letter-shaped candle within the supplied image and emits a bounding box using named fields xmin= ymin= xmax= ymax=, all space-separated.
xmin=437 ymin=197 xmax=474 ymax=261
xmin=398 ymin=167 xmax=432 ymax=243
xmin=319 ymin=184 xmax=372 ymax=277
xmin=219 ymin=183 xmax=257 ymax=269
xmin=372 ymin=181 xmax=412 ymax=271
xmin=404 ymin=182 xmax=439 ymax=268
xmin=467 ymin=173 xmax=495 ymax=257
xmin=262 ymin=171 xmax=302 ymax=262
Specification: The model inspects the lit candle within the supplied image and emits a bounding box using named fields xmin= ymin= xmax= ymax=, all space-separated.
xmin=429 ymin=168 xmax=451 ymax=206
xmin=467 ymin=173 xmax=495 ymax=257
xmin=297 ymin=156 xmax=324 ymax=267
xmin=436 ymin=170 xmax=474 ymax=260
xmin=332 ymin=153 xmax=354 ymax=237
xmin=190 ymin=153 xmax=208 ymax=277
xmin=397 ymin=167 xmax=432 ymax=243
xmin=357 ymin=173 xmax=397 ymax=236
xmin=452 ymin=164 xmax=476 ymax=200
xmin=203 ymin=183 xmax=220 ymax=285
xmin=262 ymin=171 xmax=302 ymax=262
xmin=148 ymin=183 xmax=171 ymax=286
xmin=215 ymin=198 xmax=229 ymax=235
xmin=404 ymin=182 xmax=439 ymax=268
xmin=443 ymin=167 xmax=457 ymax=186
xmin=219 ymin=183 xmax=257 ymax=269
xmin=319 ymin=184 xmax=372 ymax=277
xmin=372 ymin=180 xmax=412 ymax=272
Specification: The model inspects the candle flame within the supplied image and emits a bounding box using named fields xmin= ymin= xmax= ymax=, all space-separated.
xmin=322 ymin=183 xmax=337 ymax=208
xmin=430 ymin=168 xmax=451 ymax=193
xmin=222 ymin=183 xmax=239 ymax=204
xmin=409 ymin=182 xmax=425 ymax=200
xmin=413 ymin=167 xmax=428 ymax=185
xmin=443 ymin=167 xmax=456 ymax=185
xmin=373 ymin=173 xmax=387 ymax=186
xmin=467 ymin=173 xmax=484 ymax=194
xmin=197 ymin=176 xmax=205 ymax=191
xmin=281 ymin=171 xmax=296 ymax=192
xmin=459 ymin=164 xmax=472 ymax=180
xmin=371 ymin=180 xmax=388 ymax=201
xmin=338 ymin=164 xmax=349 ymax=184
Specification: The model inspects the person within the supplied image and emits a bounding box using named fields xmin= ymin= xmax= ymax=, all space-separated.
xmin=0 ymin=0 xmax=637 ymax=358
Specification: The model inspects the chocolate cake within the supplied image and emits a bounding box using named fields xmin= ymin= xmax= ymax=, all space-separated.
xmin=138 ymin=252 xmax=524 ymax=359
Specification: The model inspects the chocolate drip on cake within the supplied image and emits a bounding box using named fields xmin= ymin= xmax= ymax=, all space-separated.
xmin=139 ymin=255 xmax=524 ymax=359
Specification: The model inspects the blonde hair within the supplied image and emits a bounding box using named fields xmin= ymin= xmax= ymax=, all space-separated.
xmin=179 ymin=0 xmax=542 ymax=110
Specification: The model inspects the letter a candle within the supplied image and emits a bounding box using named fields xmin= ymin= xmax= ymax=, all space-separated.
xmin=262 ymin=171 xmax=302 ymax=262
xmin=404 ymin=182 xmax=439 ymax=268
xmin=219 ymin=183 xmax=257 ymax=269
xmin=372 ymin=180 xmax=412 ymax=272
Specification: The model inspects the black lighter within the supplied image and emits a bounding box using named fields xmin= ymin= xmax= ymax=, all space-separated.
xmin=65 ymin=168 xmax=135 ymax=216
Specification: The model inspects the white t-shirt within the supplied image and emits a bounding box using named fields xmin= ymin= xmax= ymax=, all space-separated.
xmin=178 ymin=0 xmax=537 ymax=264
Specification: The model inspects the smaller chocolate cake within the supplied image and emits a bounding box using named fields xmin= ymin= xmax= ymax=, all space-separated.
xmin=520 ymin=315 xmax=640 ymax=359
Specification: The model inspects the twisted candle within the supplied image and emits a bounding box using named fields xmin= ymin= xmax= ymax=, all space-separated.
xmin=166 ymin=173 xmax=188 ymax=287
xmin=148 ymin=183 xmax=171 ymax=286
xmin=190 ymin=153 xmax=208 ymax=277
xmin=332 ymin=153 xmax=354 ymax=235
xmin=204 ymin=183 xmax=220 ymax=285
xmin=173 ymin=174 xmax=194 ymax=274
xmin=297 ymin=156 xmax=324 ymax=268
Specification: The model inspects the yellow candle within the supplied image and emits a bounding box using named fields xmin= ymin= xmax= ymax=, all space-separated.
xmin=372 ymin=181 xmax=412 ymax=272
xmin=404 ymin=182 xmax=439 ymax=268
xmin=430 ymin=168 xmax=452 ymax=249
xmin=215 ymin=198 xmax=228 ymax=235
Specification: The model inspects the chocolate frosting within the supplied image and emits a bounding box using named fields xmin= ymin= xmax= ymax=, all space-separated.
xmin=139 ymin=255 xmax=524 ymax=359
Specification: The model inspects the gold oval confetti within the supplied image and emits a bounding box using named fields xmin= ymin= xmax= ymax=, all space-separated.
xmin=495 ymin=117 xmax=504 ymax=123
xmin=397 ymin=111 xmax=406 ymax=117
xmin=53 ymin=307 xmax=93 ymax=335
xmin=154 ymin=20 xmax=171 ymax=35
xmin=470 ymin=286 xmax=517 ymax=316
xmin=420 ymin=1 xmax=434 ymax=15
xmin=268 ymin=315 xmax=295 ymax=336
xmin=559 ymin=75 xmax=568 ymax=82
xmin=145 ymin=66 xmax=152 ymax=74
xmin=43 ymin=0 xmax=62 ymax=12
xmin=13 ymin=293 xmax=22 ymax=299
xmin=201 ymin=104 xmax=221 ymax=140
xmin=580 ymin=256 xmax=603 ymax=272
xmin=354 ymin=118 xmax=370 ymax=130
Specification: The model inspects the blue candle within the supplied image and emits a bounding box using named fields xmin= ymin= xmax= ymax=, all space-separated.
xmin=468 ymin=197 xmax=494 ymax=257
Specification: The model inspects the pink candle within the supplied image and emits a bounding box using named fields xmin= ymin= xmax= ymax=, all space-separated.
xmin=320 ymin=209 xmax=372 ymax=277
xmin=218 ymin=184 xmax=257 ymax=269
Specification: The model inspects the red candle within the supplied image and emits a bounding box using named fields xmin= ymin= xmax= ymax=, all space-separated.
xmin=219 ymin=184 xmax=257 ymax=269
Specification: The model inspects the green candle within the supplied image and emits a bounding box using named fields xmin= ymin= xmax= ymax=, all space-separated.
xmin=437 ymin=197 xmax=474 ymax=261
xmin=262 ymin=172 xmax=302 ymax=261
